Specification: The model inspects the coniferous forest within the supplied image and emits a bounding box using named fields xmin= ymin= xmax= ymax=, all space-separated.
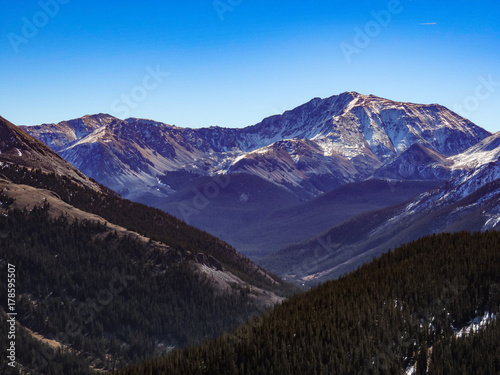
xmin=0 ymin=204 xmax=269 ymax=373
xmin=115 ymin=231 xmax=500 ymax=375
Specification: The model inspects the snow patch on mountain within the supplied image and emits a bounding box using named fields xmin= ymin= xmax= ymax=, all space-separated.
xmin=454 ymin=312 xmax=497 ymax=338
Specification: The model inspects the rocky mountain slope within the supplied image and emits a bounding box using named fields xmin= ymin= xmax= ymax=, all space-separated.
xmin=2 ymin=116 xmax=291 ymax=300
xmin=20 ymin=93 xmax=493 ymax=264
xmin=22 ymin=92 xmax=490 ymax=201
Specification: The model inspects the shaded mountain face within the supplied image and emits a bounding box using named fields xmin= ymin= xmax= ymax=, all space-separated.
xmin=1 ymin=116 xmax=290 ymax=301
xmin=19 ymin=93 xmax=492 ymax=268
xmin=159 ymin=177 xmax=442 ymax=258
xmin=373 ymin=142 xmax=455 ymax=180
xmin=0 ymin=116 xmax=100 ymax=191
xmin=22 ymin=92 xmax=490 ymax=201
xmin=263 ymin=131 xmax=500 ymax=286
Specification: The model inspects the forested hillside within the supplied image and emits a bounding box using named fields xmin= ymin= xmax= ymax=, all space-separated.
xmin=0 ymin=205 xmax=273 ymax=373
xmin=0 ymin=163 xmax=290 ymax=293
xmin=116 ymin=231 xmax=500 ymax=374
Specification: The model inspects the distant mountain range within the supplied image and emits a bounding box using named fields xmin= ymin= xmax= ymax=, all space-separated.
xmin=23 ymin=92 xmax=489 ymax=200
xmin=20 ymin=92 xmax=499 ymax=285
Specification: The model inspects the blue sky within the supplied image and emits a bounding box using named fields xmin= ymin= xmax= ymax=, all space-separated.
xmin=1 ymin=1 xmax=499 ymax=132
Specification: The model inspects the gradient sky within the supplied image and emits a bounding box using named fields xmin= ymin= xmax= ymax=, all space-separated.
xmin=1 ymin=1 xmax=499 ymax=132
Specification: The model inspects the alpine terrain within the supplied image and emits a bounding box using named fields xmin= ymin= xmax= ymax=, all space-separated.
xmin=23 ymin=92 xmax=489 ymax=200
xmin=22 ymin=92 xmax=492 ymax=260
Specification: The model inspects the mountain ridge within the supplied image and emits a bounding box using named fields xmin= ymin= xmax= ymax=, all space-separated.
xmin=21 ymin=92 xmax=491 ymax=200
xmin=114 ymin=230 xmax=500 ymax=374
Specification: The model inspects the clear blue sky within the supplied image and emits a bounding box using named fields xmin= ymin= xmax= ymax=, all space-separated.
xmin=1 ymin=1 xmax=499 ymax=133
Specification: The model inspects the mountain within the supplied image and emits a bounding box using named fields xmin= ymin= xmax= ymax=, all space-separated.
xmin=21 ymin=113 xmax=117 ymax=151
xmin=263 ymin=131 xmax=500 ymax=286
xmin=22 ymin=92 xmax=490 ymax=202
xmin=21 ymin=93 xmax=491 ymax=262
xmin=0 ymin=115 xmax=99 ymax=191
xmin=224 ymin=92 xmax=489 ymax=195
xmin=114 ymin=231 xmax=500 ymax=375
xmin=0 ymin=117 xmax=295 ymax=373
